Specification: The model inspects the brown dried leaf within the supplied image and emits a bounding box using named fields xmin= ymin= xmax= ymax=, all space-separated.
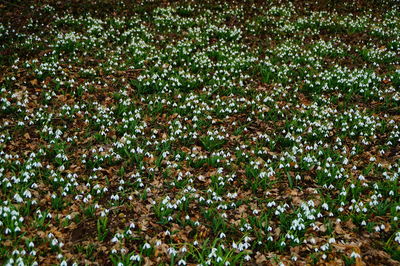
xmin=30 ymin=79 xmax=38 ymax=86
xmin=255 ymin=252 xmax=268 ymax=264
xmin=334 ymin=223 xmax=346 ymax=235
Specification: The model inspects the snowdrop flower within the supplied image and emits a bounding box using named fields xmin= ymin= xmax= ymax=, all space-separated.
xmin=130 ymin=254 xmax=140 ymax=261
xmin=168 ymin=247 xmax=177 ymax=255
xmin=350 ymin=252 xmax=361 ymax=258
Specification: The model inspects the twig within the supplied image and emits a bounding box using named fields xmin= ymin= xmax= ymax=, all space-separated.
xmin=0 ymin=0 xmax=25 ymax=9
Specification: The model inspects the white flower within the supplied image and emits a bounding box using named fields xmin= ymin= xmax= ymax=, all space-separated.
xmin=350 ymin=252 xmax=361 ymax=258
xmin=13 ymin=193 xmax=23 ymax=203
xmin=168 ymin=247 xmax=177 ymax=255
xmin=130 ymin=254 xmax=140 ymax=261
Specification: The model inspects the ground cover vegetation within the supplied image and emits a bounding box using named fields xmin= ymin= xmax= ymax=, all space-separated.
xmin=1 ymin=0 xmax=400 ymax=264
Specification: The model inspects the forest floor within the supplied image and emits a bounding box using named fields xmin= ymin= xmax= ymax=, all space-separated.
xmin=1 ymin=0 xmax=400 ymax=265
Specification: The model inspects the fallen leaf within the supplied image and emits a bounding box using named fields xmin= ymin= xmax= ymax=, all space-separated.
xmin=255 ymin=252 xmax=268 ymax=264
xmin=335 ymin=223 xmax=346 ymax=235
xmin=30 ymin=79 xmax=38 ymax=86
